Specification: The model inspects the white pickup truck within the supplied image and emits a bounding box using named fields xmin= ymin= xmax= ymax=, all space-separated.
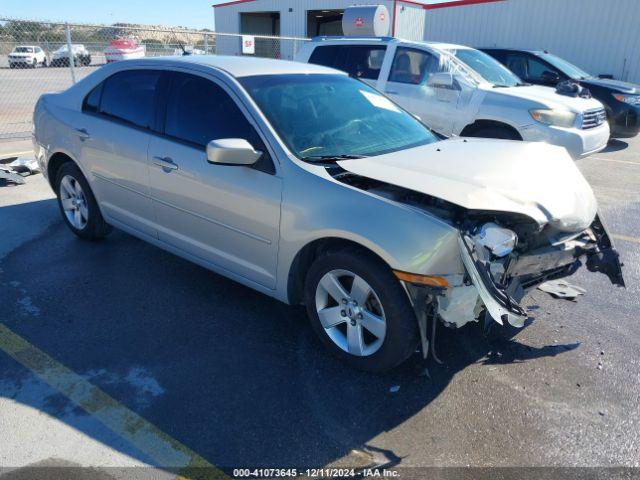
xmin=296 ymin=37 xmax=610 ymax=159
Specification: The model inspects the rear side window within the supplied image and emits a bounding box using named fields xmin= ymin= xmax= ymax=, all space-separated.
xmin=309 ymin=45 xmax=343 ymax=68
xmin=99 ymin=70 xmax=162 ymax=129
xmin=309 ymin=45 xmax=386 ymax=80
xmin=164 ymin=72 xmax=265 ymax=150
xmin=82 ymin=84 xmax=103 ymax=113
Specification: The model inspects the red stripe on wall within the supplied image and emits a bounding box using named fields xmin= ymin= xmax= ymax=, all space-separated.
xmin=213 ymin=0 xmax=258 ymax=8
xmin=213 ymin=0 xmax=504 ymax=8
xmin=423 ymin=0 xmax=505 ymax=10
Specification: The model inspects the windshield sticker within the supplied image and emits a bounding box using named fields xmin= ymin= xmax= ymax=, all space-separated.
xmin=359 ymin=90 xmax=400 ymax=112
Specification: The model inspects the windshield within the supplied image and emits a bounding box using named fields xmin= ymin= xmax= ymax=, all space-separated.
xmin=14 ymin=47 xmax=33 ymax=53
xmin=542 ymin=53 xmax=591 ymax=80
xmin=240 ymin=74 xmax=438 ymax=161
xmin=451 ymin=48 xmax=522 ymax=87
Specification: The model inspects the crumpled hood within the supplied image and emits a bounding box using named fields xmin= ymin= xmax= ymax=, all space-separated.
xmin=487 ymin=85 xmax=604 ymax=112
xmin=580 ymin=77 xmax=639 ymax=94
xmin=338 ymin=138 xmax=597 ymax=232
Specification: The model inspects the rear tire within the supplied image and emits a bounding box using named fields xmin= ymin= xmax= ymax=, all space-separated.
xmin=55 ymin=162 xmax=112 ymax=241
xmin=465 ymin=126 xmax=521 ymax=140
xmin=304 ymin=248 xmax=419 ymax=372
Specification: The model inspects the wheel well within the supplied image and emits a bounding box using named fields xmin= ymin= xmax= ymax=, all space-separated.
xmin=460 ymin=120 xmax=523 ymax=140
xmin=287 ymin=238 xmax=389 ymax=305
xmin=47 ymin=152 xmax=74 ymax=187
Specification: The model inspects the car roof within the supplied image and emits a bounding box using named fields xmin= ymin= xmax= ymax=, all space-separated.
xmin=479 ymin=47 xmax=547 ymax=54
xmin=130 ymin=55 xmax=345 ymax=78
xmin=311 ymin=36 xmax=471 ymax=51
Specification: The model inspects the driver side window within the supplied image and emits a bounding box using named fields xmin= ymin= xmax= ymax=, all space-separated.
xmin=504 ymin=53 xmax=560 ymax=82
xmin=389 ymin=48 xmax=442 ymax=85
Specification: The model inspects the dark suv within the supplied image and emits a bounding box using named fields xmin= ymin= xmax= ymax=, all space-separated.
xmin=482 ymin=48 xmax=640 ymax=139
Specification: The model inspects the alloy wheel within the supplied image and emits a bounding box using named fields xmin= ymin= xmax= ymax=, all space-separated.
xmin=59 ymin=174 xmax=89 ymax=230
xmin=315 ymin=269 xmax=387 ymax=357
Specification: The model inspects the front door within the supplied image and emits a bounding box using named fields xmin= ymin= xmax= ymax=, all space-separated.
xmin=382 ymin=46 xmax=463 ymax=136
xmin=148 ymin=71 xmax=282 ymax=289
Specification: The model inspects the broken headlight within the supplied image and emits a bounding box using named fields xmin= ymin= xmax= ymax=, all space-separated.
xmin=474 ymin=223 xmax=518 ymax=258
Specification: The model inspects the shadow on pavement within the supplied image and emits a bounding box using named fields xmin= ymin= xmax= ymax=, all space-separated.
xmin=0 ymin=206 xmax=581 ymax=471
xmin=603 ymin=139 xmax=629 ymax=153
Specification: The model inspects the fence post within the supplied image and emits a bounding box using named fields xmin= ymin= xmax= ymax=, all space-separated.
xmin=204 ymin=34 xmax=209 ymax=54
xmin=65 ymin=23 xmax=77 ymax=84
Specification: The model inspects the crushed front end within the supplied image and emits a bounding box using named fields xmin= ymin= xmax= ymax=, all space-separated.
xmin=448 ymin=214 xmax=625 ymax=329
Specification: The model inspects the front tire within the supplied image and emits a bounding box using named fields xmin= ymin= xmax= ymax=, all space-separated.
xmin=304 ymin=248 xmax=419 ymax=372
xmin=55 ymin=162 xmax=111 ymax=240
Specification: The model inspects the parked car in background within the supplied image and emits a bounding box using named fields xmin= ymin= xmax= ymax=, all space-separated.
xmin=51 ymin=44 xmax=92 ymax=67
xmin=104 ymin=39 xmax=145 ymax=63
xmin=8 ymin=45 xmax=47 ymax=68
xmin=33 ymin=56 xmax=624 ymax=371
xmin=482 ymin=49 xmax=640 ymax=139
xmin=296 ymin=38 xmax=610 ymax=159
xmin=173 ymin=45 xmax=206 ymax=56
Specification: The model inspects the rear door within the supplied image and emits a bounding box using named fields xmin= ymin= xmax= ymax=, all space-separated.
xmin=147 ymin=70 xmax=282 ymax=289
xmin=308 ymin=44 xmax=387 ymax=87
xmin=78 ymin=69 xmax=164 ymax=237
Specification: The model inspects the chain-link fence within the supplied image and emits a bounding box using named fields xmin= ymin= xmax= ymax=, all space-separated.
xmin=0 ymin=18 xmax=309 ymax=141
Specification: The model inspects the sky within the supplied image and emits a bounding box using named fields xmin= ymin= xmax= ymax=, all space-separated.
xmin=1 ymin=0 xmax=219 ymax=29
xmin=1 ymin=0 xmax=455 ymax=30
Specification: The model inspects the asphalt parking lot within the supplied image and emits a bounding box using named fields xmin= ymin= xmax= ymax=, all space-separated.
xmin=0 ymin=136 xmax=639 ymax=477
xmin=0 ymin=63 xmax=99 ymax=140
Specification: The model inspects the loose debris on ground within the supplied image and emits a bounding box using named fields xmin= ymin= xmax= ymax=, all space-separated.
xmin=538 ymin=279 xmax=586 ymax=301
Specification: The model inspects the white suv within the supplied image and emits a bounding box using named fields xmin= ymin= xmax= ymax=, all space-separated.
xmin=8 ymin=45 xmax=47 ymax=68
xmin=296 ymin=38 xmax=610 ymax=159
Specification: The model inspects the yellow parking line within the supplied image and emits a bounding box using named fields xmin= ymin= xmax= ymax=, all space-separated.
xmin=591 ymin=157 xmax=640 ymax=166
xmin=0 ymin=323 xmax=227 ymax=480
xmin=0 ymin=150 xmax=32 ymax=159
xmin=612 ymin=233 xmax=640 ymax=244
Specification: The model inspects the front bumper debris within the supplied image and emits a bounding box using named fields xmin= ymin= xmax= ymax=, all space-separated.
xmin=457 ymin=215 xmax=625 ymax=328
xmin=458 ymin=235 xmax=528 ymax=327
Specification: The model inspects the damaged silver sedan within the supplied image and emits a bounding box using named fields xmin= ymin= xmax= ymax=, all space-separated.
xmin=34 ymin=56 xmax=624 ymax=372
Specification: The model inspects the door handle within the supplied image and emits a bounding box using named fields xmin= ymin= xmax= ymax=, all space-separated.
xmin=75 ymin=128 xmax=90 ymax=140
xmin=153 ymin=156 xmax=179 ymax=172
xmin=385 ymin=90 xmax=399 ymax=95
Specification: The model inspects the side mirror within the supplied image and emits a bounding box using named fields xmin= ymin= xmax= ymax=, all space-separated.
xmin=206 ymin=139 xmax=262 ymax=166
xmin=427 ymin=72 xmax=455 ymax=89
xmin=541 ymin=70 xmax=561 ymax=84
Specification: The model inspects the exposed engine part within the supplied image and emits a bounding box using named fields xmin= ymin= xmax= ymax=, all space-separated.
xmin=473 ymin=222 xmax=518 ymax=258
